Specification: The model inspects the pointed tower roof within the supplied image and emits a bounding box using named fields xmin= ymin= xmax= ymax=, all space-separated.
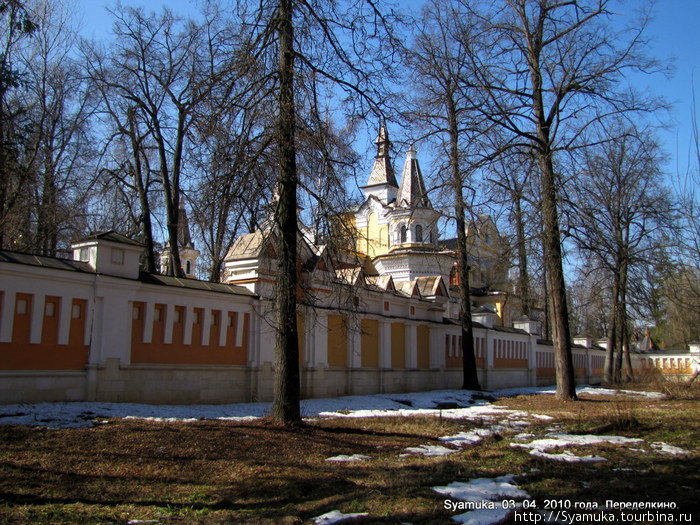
xmin=364 ymin=124 xmax=398 ymax=187
xmin=177 ymin=200 xmax=195 ymax=249
xmin=397 ymin=144 xmax=431 ymax=208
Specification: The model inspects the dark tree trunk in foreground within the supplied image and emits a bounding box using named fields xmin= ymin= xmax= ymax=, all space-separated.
xmin=604 ymin=260 xmax=620 ymax=384
xmin=539 ymin=148 xmax=577 ymax=400
xmin=127 ymin=109 xmax=157 ymax=274
xmin=272 ymin=0 xmax=301 ymax=424
xmin=446 ymin=92 xmax=480 ymax=391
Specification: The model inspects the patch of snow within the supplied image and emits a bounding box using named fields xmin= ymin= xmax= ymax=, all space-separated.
xmin=312 ymin=510 xmax=369 ymax=524
xmin=325 ymin=454 xmax=370 ymax=462
xmin=511 ymin=432 xmax=643 ymax=462
xmin=651 ymin=442 xmax=690 ymax=455
xmin=577 ymin=387 xmax=665 ymax=399
xmin=506 ymin=420 xmax=532 ymax=427
xmin=529 ymin=449 xmax=607 ymax=463
xmin=124 ymin=416 xmax=199 ymax=423
xmin=439 ymin=429 xmax=494 ymax=447
xmin=435 ymin=475 xmax=530 ymax=524
xmin=405 ymin=444 xmax=458 ymax=457
xmin=433 ymin=475 xmax=529 ymax=502
xmin=452 ymin=504 xmax=514 ymax=525
xmin=0 ymin=385 xmax=649 ymax=429
xmin=512 ymin=433 xmax=643 ymax=451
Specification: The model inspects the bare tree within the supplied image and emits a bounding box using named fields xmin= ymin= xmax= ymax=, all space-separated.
xmin=455 ymin=0 xmax=661 ymax=400
xmin=87 ymin=6 xmax=235 ymax=276
xmin=19 ymin=0 xmax=96 ymax=256
xmin=241 ymin=0 xmax=401 ymax=423
xmin=406 ymin=0 xmax=482 ymax=390
xmin=571 ymin=123 xmax=672 ymax=382
xmin=485 ymin=149 xmax=540 ymax=318
xmin=84 ymin=43 xmax=159 ymax=272
xmin=0 ymin=0 xmax=36 ymax=248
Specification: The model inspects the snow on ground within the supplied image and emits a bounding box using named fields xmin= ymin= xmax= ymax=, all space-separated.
xmin=451 ymin=504 xmax=514 ymax=525
xmin=325 ymin=454 xmax=371 ymax=462
xmin=404 ymin=444 xmax=458 ymax=457
xmin=511 ymin=433 xmax=644 ymax=462
xmin=0 ymin=385 xmax=664 ymax=429
xmin=439 ymin=428 xmax=495 ymax=447
xmin=312 ymin=510 xmax=369 ymax=524
xmin=434 ymin=475 xmax=530 ymax=524
xmin=529 ymin=449 xmax=607 ymax=463
xmin=434 ymin=474 xmax=529 ymax=502
xmin=651 ymin=442 xmax=691 ymax=455
xmin=577 ymin=387 xmax=666 ymax=399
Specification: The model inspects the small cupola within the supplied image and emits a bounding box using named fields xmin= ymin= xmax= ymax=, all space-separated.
xmin=71 ymin=231 xmax=144 ymax=279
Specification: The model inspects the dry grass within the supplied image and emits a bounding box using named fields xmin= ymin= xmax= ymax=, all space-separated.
xmin=0 ymin=389 xmax=698 ymax=524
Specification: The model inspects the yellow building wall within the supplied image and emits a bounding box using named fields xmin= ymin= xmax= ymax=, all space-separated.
xmin=417 ymin=325 xmax=430 ymax=369
xmin=327 ymin=315 xmax=348 ymax=367
xmin=361 ymin=318 xmax=379 ymax=368
xmin=391 ymin=322 xmax=406 ymax=368
xmin=355 ymin=212 xmax=390 ymax=258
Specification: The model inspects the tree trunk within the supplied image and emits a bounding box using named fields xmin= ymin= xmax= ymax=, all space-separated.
xmin=604 ymin=266 xmax=620 ymax=384
xmin=513 ymin=191 xmax=532 ymax=316
xmin=539 ymin=152 xmax=577 ymax=400
xmin=127 ymin=110 xmax=157 ymax=274
xmin=525 ymin=10 xmax=577 ymax=400
xmin=618 ymin=258 xmax=632 ymax=381
xmin=445 ymin=87 xmax=480 ymax=390
xmin=271 ymin=0 xmax=301 ymax=424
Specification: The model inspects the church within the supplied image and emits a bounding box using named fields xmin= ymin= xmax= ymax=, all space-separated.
xmin=223 ymin=125 xmax=515 ymax=328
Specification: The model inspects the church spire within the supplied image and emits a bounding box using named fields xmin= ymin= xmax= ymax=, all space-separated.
xmin=364 ymin=124 xmax=398 ymax=188
xmin=397 ymin=144 xmax=431 ymax=208
xmin=177 ymin=199 xmax=194 ymax=250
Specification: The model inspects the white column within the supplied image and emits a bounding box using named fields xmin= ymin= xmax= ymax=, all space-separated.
xmin=143 ymin=301 xmax=154 ymax=344
xmin=218 ymin=311 xmax=228 ymax=347
xmin=202 ymin=308 xmax=212 ymax=346
xmin=527 ymin=335 xmax=537 ymax=386
xmin=235 ymin=311 xmax=244 ymax=347
xmin=88 ymin=296 xmax=104 ymax=364
xmin=164 ymin=304 xmax=175 ymax=344
xmin=83 ymin=298 xmax=93 ymax=346
xmin=0 ymin=290 xmax=15 ymax=343
xmin=183 ymin=306 xmax=193 ymax=345
xmin=314 ymin=311 xmax=328 ymax=367
xmin=29 ymin=294 xmax=44 ymax=344
xmin=486 ymin=332 xmax=495 ymax=369
xmin=349 ymin=315 xmax=362 ymax=368
xmin=379 ymin=320 xmax=391 ymax=368
xmin=406 ymin=323 xmax=417 ymax=368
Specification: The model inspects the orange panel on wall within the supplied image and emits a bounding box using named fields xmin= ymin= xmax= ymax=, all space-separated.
xmin=0 ymin=294 xmax=89 ymax=370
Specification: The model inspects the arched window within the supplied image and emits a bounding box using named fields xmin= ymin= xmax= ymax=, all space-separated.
xmin=186 ymin=260 xmax=191 ymax=274
xmin=415 ymin=224 xmax=423 ymax=243
xmin=429 ymin=229 xmax=435 ymax=244
xmin=400 ymin=224 xmax=407 ymax=243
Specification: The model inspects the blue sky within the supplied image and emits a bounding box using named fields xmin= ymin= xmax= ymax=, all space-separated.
xmin=77 ymin=0 xmax=700 ymax=185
